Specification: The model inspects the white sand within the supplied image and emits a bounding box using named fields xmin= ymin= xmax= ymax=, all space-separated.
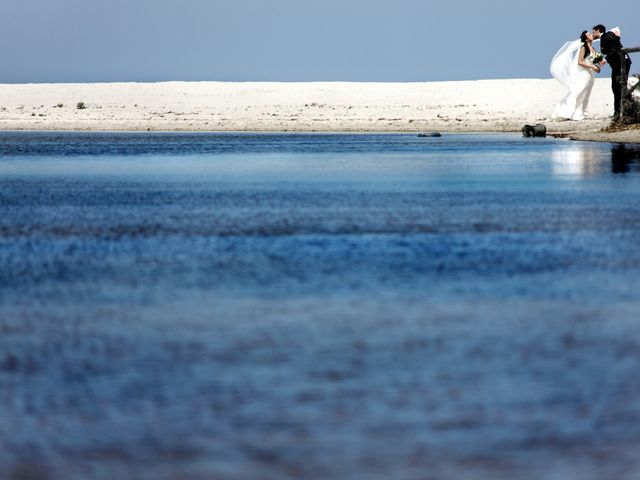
xmin=0 ymin=79 xmax=618 ymax=135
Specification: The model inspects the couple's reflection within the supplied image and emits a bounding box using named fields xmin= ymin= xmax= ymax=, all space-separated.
xmin=611 ymin=144 xmax=640 ymax=173
xmin=551 ymin=145 xmax=603 ymax=176
xmin=551 ymin=143 xmax=640 ymax=176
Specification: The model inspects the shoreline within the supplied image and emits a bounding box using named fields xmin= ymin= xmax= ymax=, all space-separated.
xmin=4 ymin=128 xmax=639 ymax=145
xmin=1 ymin=80 xmax=638 ymax=143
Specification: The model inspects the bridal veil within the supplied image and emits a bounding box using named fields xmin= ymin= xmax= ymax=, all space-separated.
xmin=550 ymin=40 xmax=583 ymax=89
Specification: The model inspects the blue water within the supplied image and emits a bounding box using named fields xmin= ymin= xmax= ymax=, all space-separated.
xmin=2 ymin=132 xmax=640 ymax=480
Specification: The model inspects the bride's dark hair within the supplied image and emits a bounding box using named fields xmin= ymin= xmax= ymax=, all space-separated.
xmin=579 ymin=31 xmax=591 ymax=60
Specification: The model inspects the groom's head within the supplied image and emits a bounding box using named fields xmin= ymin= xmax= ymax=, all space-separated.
xmin=592 ymin=24 xmax=606 ymax=39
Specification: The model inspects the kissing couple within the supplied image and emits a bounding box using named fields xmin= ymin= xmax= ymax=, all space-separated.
xmin=550 ymin=24 xmax=632 ymax=121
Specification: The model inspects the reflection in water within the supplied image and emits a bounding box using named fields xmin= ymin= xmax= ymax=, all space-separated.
xmin=611 ymin=143 xmax=640 ymax=174
xmin=551 ymin=145 xmax=606 ymax=177
xmin=552 ymin=143 xmax=640 ymax=176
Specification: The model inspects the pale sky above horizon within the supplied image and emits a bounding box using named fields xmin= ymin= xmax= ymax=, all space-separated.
xmin=1 ymin=0 xmax=639 ymax=83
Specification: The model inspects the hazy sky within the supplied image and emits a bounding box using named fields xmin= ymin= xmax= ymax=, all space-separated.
xmin=1 ymin=0 xmax=638 ymax=83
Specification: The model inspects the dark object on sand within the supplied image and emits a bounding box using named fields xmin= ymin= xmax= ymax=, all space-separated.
xmin=417 ymin=132 xmax=442 ymax=137
xmin=522 ymin=124 xmax=546 ymax=137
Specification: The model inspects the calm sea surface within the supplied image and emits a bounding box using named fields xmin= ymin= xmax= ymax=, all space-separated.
xmin=2 ymin=132 xmax=640 ymax=479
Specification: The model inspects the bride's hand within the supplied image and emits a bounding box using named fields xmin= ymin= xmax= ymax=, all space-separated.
xmin=594 ymin=65 xmax=601 ymax=73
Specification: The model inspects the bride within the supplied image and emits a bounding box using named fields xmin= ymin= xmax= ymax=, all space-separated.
xmin=550 ymin=30 xmax=603 ymax=121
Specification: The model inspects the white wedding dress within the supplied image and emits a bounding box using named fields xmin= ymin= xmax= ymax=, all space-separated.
xmin=550 ymin=40 xmax=597 ymax=121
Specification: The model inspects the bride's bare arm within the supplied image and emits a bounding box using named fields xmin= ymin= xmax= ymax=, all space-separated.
xmin=578 ymin=46 xmax=600 ymax=72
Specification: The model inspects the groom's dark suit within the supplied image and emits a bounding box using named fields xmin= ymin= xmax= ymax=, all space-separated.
xmin=600 ymin=31 xmax=632 ymax=116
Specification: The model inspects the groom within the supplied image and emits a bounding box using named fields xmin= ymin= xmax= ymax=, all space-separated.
xmin=592 ymin=24 xmax=632 ymax=120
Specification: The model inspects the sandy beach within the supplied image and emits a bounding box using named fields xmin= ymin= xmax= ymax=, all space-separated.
xmin=1 ymin=79 xmax=637 ymax=142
